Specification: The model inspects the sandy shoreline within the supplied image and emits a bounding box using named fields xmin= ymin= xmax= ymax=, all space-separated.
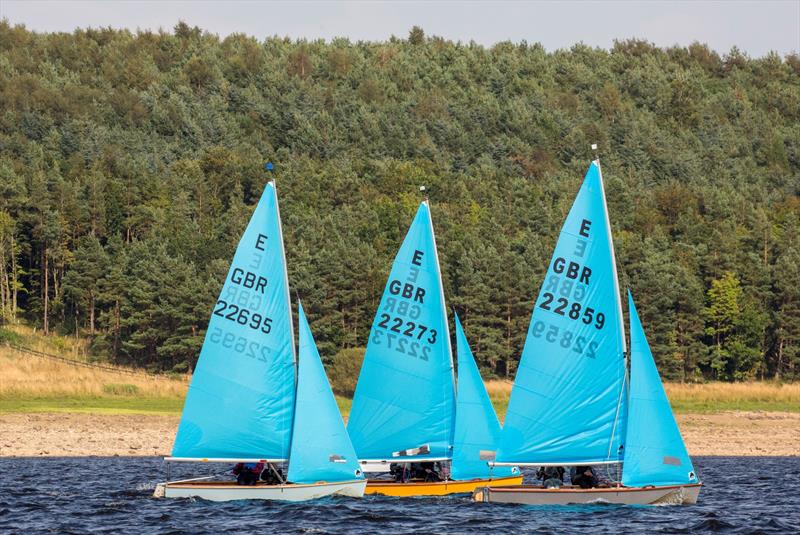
xmin=1 ymin=411 xmax=798 ymax=458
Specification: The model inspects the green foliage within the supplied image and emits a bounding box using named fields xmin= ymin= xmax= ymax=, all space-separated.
xmin=0 ymin=327 xmax=24 ymax=345
xmin=0 ymin=22 xmax=797 ymax=380
xmin=703 ymin=272 xmax=769 ymax=380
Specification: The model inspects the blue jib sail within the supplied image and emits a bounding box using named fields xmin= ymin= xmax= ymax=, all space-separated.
xmin=172 ymin=182 xmax=296 ymax=460
xmin=348 ymin=201 xmax=455 ymax=461
xmin=622 ymin=291 xmax=698 ymax=487
xmin=288 ymin=302 xmax=364 ymax=484
xmin=498 ymin=161 xmax=626 ymax=465
xmin=451 ymin=313 xmax=517 ymax=480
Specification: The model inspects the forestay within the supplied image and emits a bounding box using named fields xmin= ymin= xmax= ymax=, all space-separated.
xmin=287 ymin=303 xmax=364 ymax=484
xmin=622 ymin=292 xmax=698 ymax=487
xmin=451 ymin=313 xmax=517 ymax=480
xmin=171 ymin=182 xmax=296 ymax=460
xmin=348 ymin=201 xmax=455 ymax=461
xmin=497 ymin=161 xmax=626 ymax=465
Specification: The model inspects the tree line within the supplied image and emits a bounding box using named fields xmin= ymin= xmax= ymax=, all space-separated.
xmin=0 ymin=22 xmax=797 ymax=381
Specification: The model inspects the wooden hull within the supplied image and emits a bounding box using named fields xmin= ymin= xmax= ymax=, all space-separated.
xmin=365 ymin=475 xmax=524 ymax=497
xmin=472 ymin=483 xmax=702 ymax=505
xmin=155 ymin=479 xmax=367 ymax=502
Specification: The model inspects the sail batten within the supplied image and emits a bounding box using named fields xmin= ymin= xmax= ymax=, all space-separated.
xmin=171 ymin=182 xmax=296 ymax=460
xmin=348 ymin=201 xmax=455 ymax=461
xmin=497 ymin=162 xmax=626 ymax=465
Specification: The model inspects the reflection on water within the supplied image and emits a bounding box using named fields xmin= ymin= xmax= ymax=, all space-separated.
xmin=0 ymin=456 xmax=797 ymax=534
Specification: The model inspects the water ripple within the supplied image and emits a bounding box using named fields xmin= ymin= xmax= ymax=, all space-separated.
xmin=0 ymin=457 xmax=797 ymax=534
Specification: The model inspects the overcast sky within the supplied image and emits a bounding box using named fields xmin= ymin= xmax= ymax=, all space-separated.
xmin=1 ymin=0 xmax=798 ymax=57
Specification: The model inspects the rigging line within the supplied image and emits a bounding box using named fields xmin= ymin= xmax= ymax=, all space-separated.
xmin=606 ymin=357 xmax=628 ymax=483
xmin=607 ymin=355 xmax=628 ymax=461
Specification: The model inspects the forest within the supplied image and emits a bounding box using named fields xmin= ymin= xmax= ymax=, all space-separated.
xmin=0 ymin=22 xmax=797 ymax=381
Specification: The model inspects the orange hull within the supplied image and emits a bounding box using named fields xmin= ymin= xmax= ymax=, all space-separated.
xmin=365 ymin=475 xmax=524 ymax=497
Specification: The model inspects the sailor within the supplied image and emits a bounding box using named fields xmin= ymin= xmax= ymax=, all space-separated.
xmin=232 ymin=462 xmax=264 ymax=485
xmin=536 ymin=466 xmax=565 ymax=488
xmin=408 ymin=462 xmax=439 ymax=482
xmin=571 ymin=466 xmax=599 ymax=489
xmin=389 ymin=463 xmax=409 ymax=482
xmin=260 ymin=464 xmax=284 ymax=485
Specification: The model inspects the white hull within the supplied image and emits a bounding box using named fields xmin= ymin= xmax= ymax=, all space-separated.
xmin=473 ymin=483 xmax=701 ymax=506
xmin=155 ymin=479 xmax=366 ymax=502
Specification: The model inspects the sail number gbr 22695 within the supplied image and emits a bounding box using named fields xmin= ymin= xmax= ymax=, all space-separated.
xmin=212 ymin=300 xmax=273 ymax=334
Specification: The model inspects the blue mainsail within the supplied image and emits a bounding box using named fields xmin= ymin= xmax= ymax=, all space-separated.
xmin=172 ymin=182 xmax=296 ymax=460
xmin=348 ymin=201 xmax=455 ymax=461
xmin=288 ymin=302 xmax=364 ymax=484
xmin=497 ymin=161 xmax=626 ymax=465
xmin=622 ymin=291 xmax=698 ymax=487
xmin=451 ymin=313 xmax=517 ymax=480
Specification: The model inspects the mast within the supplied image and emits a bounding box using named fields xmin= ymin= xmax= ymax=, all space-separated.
xmin=268 ymin=162 xmax=297 ymax=366
xmin=593 ymin=147 xmax=628 ymax=465
xmin=268 ymin=163 xmax=298 ymax=468
xmin=593 ymin=151 xmax=626 ymax=355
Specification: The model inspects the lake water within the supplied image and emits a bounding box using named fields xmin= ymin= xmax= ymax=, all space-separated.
xmin=0 ymin=456 xmax=797 ymax=534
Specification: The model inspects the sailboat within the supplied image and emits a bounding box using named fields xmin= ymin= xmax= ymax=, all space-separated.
xmin=154 ymin=181 xmax=365 ymax=501
xmin=472 ymin=160 xmax=701 ymax=505
xmin=347 ymin=199 xmax=522 ymax=496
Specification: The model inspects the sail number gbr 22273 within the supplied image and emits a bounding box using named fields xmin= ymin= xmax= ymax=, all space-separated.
xmin=371 ymin=248 xmax=437 ymax=362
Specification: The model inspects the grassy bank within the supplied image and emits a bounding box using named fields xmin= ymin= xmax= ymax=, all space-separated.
xmin=0 ymin=396 xmax=184 ymax=415
xmin=0 ymin=336 xmax=356 ymax=416
xmin=484 ymin=379 xmax=800 ymax=419
xmin=0 ymin=327 xmax=188 ymax=415
xmin=2 ymin=325 xmax=797 ymax=417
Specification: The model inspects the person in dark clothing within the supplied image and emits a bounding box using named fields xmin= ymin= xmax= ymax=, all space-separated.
xmin=389 ymin=463 xmax=409 ymax=482
xmin=260 ymin=464 xmax=284 ymax=485
xmin=409 ymin=462 xmax=441 ymax=481
xmin=536 ymin=466 xmax=565 ymax=488
xmin=232 ymin=462 xmax=264 ymax=486
xmin=420 ymin=461 xmax=442 ymax=482
xmin=571 ymin=466 xmax=598 ymax=489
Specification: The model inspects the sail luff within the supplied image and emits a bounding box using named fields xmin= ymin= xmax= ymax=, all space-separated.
xmin=595 ymin=160 xmax=627 ymax=355
xmin=596 ymin=160 xmax=628 ymax=463
xmin=271 ymin=180 xmax=297 ymax=365
xmin=271 ymin=180 xmax=297 ymax=458
xmin=424 ymin=200 xmax=456 ymax=448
